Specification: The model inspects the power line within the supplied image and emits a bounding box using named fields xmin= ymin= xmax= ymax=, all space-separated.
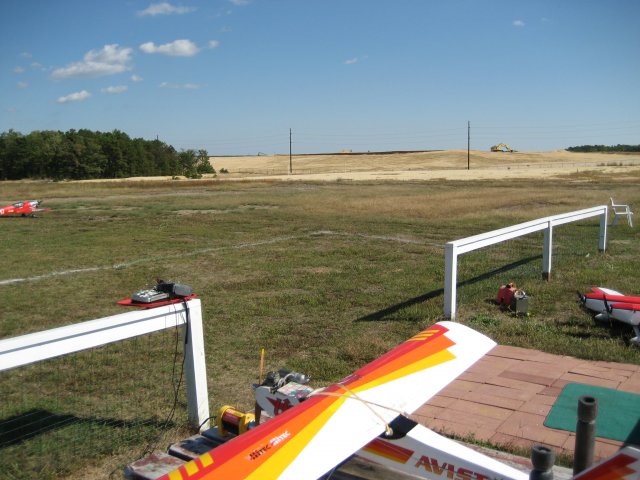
xmin=173 ymin=119 xmax=639 ymax=154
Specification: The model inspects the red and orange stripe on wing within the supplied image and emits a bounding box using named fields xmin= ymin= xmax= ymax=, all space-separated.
xmin=574 ymin=448 xmax=639 ymax=480
xmin=160 ymin=324 xmax=455 ymax=480
xmin=362 ymin=438 xmax=414 ymax=464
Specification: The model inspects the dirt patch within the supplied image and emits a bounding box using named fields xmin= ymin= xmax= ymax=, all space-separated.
xmin=297 ymin=266 xmax=342 ymax=274
xmin=175 ymin=205 xmax=277 ymax=215
xmin=251 ymin=288 xmax=310 ymax=298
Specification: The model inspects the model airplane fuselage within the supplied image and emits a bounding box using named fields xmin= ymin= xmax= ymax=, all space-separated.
xmin=0 ymin=200 xmax=49 ymax=217
xmin=579 ymin=287 xmax=640 ymax=346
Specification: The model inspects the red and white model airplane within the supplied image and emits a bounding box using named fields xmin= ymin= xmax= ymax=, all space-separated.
xmin=579 ymin=287 xmax=640 ymax=346
xmin=159 ymin=321 xmax=640 ymax=479
xmin=0 ymin=200 xmax=50 ymax=217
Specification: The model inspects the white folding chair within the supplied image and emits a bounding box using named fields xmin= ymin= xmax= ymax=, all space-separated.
xmin=610 ymin=197 xmax=634 ymax=227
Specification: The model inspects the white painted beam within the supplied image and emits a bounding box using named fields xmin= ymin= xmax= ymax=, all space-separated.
xmin=0 ymin=299 xmax=210 ymax=431
xmin=444 ymin=206 xmax=607 ymax=319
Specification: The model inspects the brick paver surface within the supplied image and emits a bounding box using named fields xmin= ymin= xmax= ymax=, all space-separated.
xmin=411 ymin=345 xmax=640 ymax=462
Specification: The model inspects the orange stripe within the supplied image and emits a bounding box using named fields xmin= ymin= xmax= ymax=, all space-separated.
xmin=200 ymin=394 xmax=341 ymax=478
xmin=363 ymin=438 xmax=414 ymax=463
xmin=160 ymin=324 xmax=458 ymax=479
xmin=241 ymin=347 xmax=455 ymax=477
xmin=574 ymin=452 xmax=636 ymax=480
xmin=343 ymin=335 xmax=455 ymax=392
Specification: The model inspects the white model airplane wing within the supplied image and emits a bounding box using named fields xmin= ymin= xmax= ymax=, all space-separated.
xmin=591 ymin=287 xmax=624 ymax=296
xmin=160 ymin=321 xmax=496 ymax=479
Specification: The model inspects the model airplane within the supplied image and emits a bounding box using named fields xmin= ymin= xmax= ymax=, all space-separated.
xmin=253 ymin=365 xmax=527 ymax=480
xmin=158 ymin=322 xmax=640 ymax=479
xmin=0 ymin=200 xmax=50 ymax=217
xmin=578 ymin=287 xmax=640 ymax=346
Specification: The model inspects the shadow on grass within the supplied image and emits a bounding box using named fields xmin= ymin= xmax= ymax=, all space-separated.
xmin=357 ymin=254 xmax=541 ymax=322
xmin=0 ymin=408 xmax=174 ymax=449
xmin=585 ymin=317 xmax=639 ymax=343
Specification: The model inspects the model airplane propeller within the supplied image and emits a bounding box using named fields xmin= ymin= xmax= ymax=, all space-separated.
xmin=0 ymin=200 xmax=50 ymax=217
xmin=158 ymin=321 xmax=640 ymax=479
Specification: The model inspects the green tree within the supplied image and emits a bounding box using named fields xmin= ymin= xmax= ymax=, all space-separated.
xmin=0 ymin=130 xmax=28 ymax=180
xmin=0 ymin=128 xmax=215 ymax=180
xmin=178 ymin=149 xmax=199 ymax=178
xmin=196 ymin=149 xmax=215 ymax=174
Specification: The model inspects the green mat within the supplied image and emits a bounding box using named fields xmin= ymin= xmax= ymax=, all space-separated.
xmin=544 ymin=383 xmax=640 ymax=445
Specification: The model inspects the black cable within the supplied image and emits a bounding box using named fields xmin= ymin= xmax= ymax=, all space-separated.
xmin=163 ymin=306 xmax=186 ymax=431
xmin=182 ymin=298 xmax=190 ymax=345
xmin=197 ymin=415 xmax=215 ymax=432
xmin=140 ymin=303 xmax=187 ymax=457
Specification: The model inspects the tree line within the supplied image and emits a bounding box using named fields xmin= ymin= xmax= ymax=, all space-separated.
xmin=566 ymin=144 xmax=640 ymax=153
xmin=0 ymin=129 xmax=215 ymax=180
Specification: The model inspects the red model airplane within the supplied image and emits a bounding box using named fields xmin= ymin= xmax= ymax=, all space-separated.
xmin=0 ymin=200 xmax=50 ymax=217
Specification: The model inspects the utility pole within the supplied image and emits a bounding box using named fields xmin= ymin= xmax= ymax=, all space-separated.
xmin=289 ymin=128 xmax=292 ymax=174
xmin=467 ymin=121 xmax=470 ymax=170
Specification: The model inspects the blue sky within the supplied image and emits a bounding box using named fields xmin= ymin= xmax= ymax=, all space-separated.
xmin=1 ymin=0 xmax=639 ymax=154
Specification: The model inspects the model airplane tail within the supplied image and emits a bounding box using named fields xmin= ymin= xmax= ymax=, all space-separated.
xmin=160 ymin=321 xmax=496 ymax=480
xmin=358 ymin=419 xmax=527 ymax=480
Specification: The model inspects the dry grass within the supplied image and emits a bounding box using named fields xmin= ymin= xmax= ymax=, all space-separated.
xmin=211 ymin=149 xmax=640 ymax=179
xmin=1 ymin=150 xmax=638 ymax=479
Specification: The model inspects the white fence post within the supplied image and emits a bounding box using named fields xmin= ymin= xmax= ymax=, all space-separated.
xmin=599 ymin=207 xmax=608 ymax=252
xmin=0 ymin=298 xmax=210 ymax=431
xmin=444 ymin=243 xmax=457 ymax=319
xmin=182 ymin=300 xmax=211 ymax=430
xmin=542 ymin=221 xmax=553 ymax=280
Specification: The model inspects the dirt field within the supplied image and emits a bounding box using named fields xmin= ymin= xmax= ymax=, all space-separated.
xmin=209 ymin=149 xmax=640 ymax=182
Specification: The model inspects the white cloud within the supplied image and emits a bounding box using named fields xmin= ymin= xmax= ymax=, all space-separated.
xmin=51 ymin=44 xmax=133 ymax=79
xmin=230 ymin=0 xmax=249 ymax=5
xmin=20 ymin=52 xmax=32 ymax=59
xmin=159 ymin=81 xmax=203 ymax=89
xmin=101 ymin=85 xmax=128 ymax=94
xmin=56 ymin=90 xmax=91 ymax=103
xmin=513 ymin=20 xmax=525 ymax=27
xmin=17 ymin=81 xmax=28 ymax=89
xmin=344 ymin=55 xmax=367 ymax=65
xmin=140 ymin=39 xmax=199 ymax=56
xmin=208 ymin=40 xmax=221 ymax=49
xmin=131 ymin=74 xmax=144 ymax=82
xmin=31 ymin=62 xmax=46 ymax=71
xmin=138 ymin=2 xmax=196 ymax=16
xmin=13 ymin=66 xmax=25 ymax=74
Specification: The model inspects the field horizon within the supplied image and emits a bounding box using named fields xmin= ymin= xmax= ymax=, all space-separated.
xmin=208 ymin=149 xmax=640 ymax=182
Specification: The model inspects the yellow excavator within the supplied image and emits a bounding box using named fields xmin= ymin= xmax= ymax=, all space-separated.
xmin=490 ymin=143 xmax=514 ymax=152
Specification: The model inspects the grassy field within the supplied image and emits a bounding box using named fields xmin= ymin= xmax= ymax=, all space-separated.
xmin=1 ymin=162 xmax=639 ymax=478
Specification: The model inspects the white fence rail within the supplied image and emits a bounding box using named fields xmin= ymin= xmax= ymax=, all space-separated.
xmin=0 ymin=298 xmax=210 ymax=431
xmin=444 ymin=206 xmax=608 ymax=319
